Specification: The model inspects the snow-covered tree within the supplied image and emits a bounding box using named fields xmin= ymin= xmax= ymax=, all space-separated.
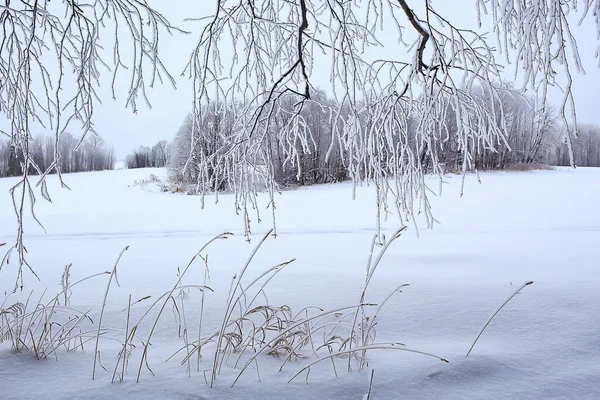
xmin=168 ymin=105 xmax=236 ymax=192
xmin=151 ymin=141 xmax=168 ymax=168
xmin=176 ymin=0 xmax=599 ymax=233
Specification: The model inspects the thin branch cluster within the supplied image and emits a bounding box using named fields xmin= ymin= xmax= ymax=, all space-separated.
xmin=0 ymin=0 xmax=180 ymax=288
xmin=181 ymin=0 xmax=597 ymax=237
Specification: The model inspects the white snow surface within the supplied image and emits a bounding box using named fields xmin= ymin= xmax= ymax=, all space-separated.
xmin=0 ymin=167 xmax=599 ymax=399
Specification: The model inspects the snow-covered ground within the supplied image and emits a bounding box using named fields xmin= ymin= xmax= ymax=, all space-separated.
xmin=0 ymin=167 xmax=599 ymax=399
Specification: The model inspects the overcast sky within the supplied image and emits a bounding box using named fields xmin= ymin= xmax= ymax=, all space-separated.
xmin=4 ymin=1 xmax=600 ymax=159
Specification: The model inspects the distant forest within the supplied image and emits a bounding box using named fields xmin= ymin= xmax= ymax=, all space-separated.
xmin=0 ymin=133 xmax=115 ymax=178
xmin=163 ymin=88 xmax=600 ymax=191
xmin=2 ymin=88 xmax=599 ymax=182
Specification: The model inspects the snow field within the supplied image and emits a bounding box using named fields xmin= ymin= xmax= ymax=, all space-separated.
xmin=0 ymin=167 xmax=599 ymax=399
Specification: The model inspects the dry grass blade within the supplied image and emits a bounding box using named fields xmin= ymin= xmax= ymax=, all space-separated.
xmin=210 ymin=229 xmax=273 ymax=387
xmin=466 ymin=281 xmax=534 ymax=358
xmin=231 ymin=304 xmax=374 ymax=387
xmin=0 ymin=302 xmax=25 ymax=318
xmin=243 ymin=259 xmax=296 ymax=311
xmin=60 ymin=264 xmax=73 ymax=306
xmin=367 ymin=369 xmax=375 ymax=400
xmin=1 ymin=296 xmax=98 ymax=360
xmin=288 ymin=343 xmax=449 ymax=383
xmin=0 ymin=301 xmax=26 ymax=348
xmin=197 ymin=254 xmax=210 ymax=372
xmin=38 ymin=307 xmax=95 ymax=358
xmin=93 ymin=246 xmax=130 ymax=380
xmin=136 ymin=232 xmax=231 ymax=383
xmin=51 ymin=271 xmax=112 ymax=306
xmin=348 ymin=227 xmax=407 ymax=371
xmin=363 ymin=283 xmax=409 ymax=342
xmin=112 ymin=294 xmax=132 ymax=383
xmin=3 ymin=270 xmax=114 ymax=356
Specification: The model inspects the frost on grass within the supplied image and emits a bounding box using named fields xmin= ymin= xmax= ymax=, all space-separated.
xmin=0 ymin=229 xmax=449 ymax=387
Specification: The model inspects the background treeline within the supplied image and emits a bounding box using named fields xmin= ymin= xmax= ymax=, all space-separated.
xmin=165 ymin=87 xmax=600 ymax=191
xmin=167 ymin=90 xmax=349 ymax=189
xmin=0 ymin=133 xmax=115 ymax=178
xmin=555 ymin=124 xmax=600 ymax=167
xmin=5 ymin=87 xmax=597 ymax=184
xmin=125 ymin=141 xmax=168 ymax=169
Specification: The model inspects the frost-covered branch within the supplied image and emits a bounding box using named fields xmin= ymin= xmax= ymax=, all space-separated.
xmin=0 ymin=0 xmax=182 ymax=289
xmin=475 ymin=0 xmax=600 ymax=164
xmin=177 ymin=0 xmax=597 ymax=238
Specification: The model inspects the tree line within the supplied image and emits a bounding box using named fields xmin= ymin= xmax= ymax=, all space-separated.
xmin=0 ymin=133 xmax=115 ymax=178
xmin=4 ymin=89 xmax=597 ymax=185
xmin=553 ymin=124 xmax=600 ymax=167
xmin=125 ymin=141 xmax=168 ymax=169
xmin=165 ymin=86 xmax=600 ymax=192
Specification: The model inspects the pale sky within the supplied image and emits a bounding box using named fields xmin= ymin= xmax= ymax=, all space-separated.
xmin=4 ymin=1 xmax=600 ymax=158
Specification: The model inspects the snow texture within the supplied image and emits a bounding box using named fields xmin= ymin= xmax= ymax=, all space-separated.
xmin=0 ymin=167 xmax=599 ymax=399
